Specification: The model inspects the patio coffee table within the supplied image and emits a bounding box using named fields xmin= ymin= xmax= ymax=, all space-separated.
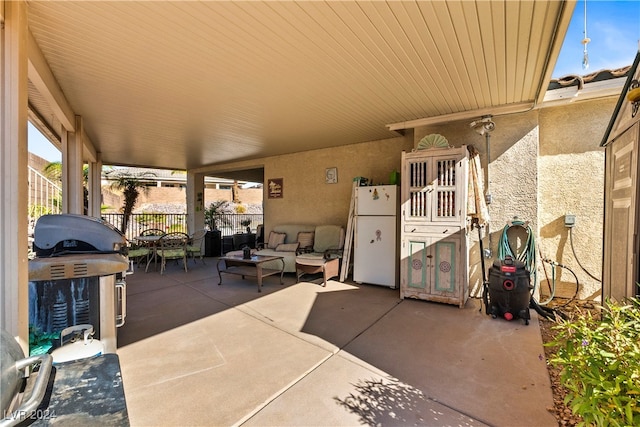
xmin=217 ymin=254 xmax=285 ymax=292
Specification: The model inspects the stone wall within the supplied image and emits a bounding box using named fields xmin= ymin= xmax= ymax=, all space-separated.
xmin=102 ymin=187 xmax=263 ymax=212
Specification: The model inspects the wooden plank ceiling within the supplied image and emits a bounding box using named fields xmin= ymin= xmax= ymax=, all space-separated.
xmin=25 ymin=1 xmax=573 ymax=171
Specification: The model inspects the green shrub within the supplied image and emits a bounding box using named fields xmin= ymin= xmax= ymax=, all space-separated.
xmin=28 ymin=204 xmax=53 ymax=219
xmin=167 ymin=224 xmax=186 ymax=233
xmin=547 ymin=298 xmax=640 ymax=426
xmin=137 ymin=212 xmax=164 ymax=226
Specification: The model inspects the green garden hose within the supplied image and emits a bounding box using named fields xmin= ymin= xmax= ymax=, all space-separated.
xmin=497 ymin=219 xmax=537 ymax=294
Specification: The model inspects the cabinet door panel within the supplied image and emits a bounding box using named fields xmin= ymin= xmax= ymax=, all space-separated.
xmin=433 ymin=239 xmax=458 ymax=296
xmin=403 ymin=239 xmax=431 ymax=290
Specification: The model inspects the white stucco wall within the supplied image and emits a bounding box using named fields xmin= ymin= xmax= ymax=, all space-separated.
xmin=538 ymin=97 xmax=615 ymax=301
xmin=202 ymin=134 xmax=414 ymax=237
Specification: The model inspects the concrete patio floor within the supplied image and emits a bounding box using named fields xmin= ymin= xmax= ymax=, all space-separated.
xmin=116 ymin=259 xmax=556 ymax=427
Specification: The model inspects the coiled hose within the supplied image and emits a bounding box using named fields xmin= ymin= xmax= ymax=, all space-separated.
xmin=496 ymin=220 xmax=561 ymax=320
xmin=492 ymin=220 xmax=579 ymax=320
xmin=497 ymin=220 xmax=537 ymax=291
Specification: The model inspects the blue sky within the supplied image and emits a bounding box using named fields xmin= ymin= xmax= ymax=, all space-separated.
xmin=552 ymin=0 xmax=640 ymax=77
xmin=29 ymin=0 xmax=640 ymax=163
xmin=29 ymin=123 xmax=61 ymax=162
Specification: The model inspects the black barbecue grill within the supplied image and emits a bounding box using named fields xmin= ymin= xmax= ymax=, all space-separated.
xmin=1 ymin=215 xmax=132 ymax=426
xmin=28 ymin=214 xmax=129 ymax=355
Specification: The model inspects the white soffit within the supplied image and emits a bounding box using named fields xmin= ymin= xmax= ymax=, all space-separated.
xmin=25 ymin=0 xmax=574 ymax=170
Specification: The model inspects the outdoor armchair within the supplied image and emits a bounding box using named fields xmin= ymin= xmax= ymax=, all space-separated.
xmin=187 ymin=229 xmax=207 ymax=263
xmin=157 ymin=232 xmax=189 ymax=274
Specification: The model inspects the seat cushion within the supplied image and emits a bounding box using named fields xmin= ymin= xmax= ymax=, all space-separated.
xmin=295 ymin=253 xmax=326 ymax=266
xmin=160 ymin=249 xmax=185 ymax=259
xmin=254 ymin=248 xmax=297 ymax=272
xmin=128 ymin=248 xmax=149 ymax=258
xmin=276 ymin=242 xmax=299 ymax=252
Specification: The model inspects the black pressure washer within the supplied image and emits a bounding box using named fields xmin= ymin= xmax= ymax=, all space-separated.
xmin=478 ymin=220 xmax=561 ymax=324
xmin=487 ymin=256 xmax=532 ymax=324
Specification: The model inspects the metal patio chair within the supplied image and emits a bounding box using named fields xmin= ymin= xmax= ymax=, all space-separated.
xmin=187 ymin=229 xmax=207 ymax=264
xmin=157 ymin=232 xmax=189 ymax=274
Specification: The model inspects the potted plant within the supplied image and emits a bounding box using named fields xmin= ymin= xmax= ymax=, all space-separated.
xmin=241 ymin=219 xmax=251 ymax=233
xmin=204 ymin=201 xmax=225 ymax=231
xmin=203 ymin=201 xmax=225 ymax=256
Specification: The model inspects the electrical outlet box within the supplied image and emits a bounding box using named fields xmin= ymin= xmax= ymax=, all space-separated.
xmin=564 ymin=214 xmax=576 ymax=228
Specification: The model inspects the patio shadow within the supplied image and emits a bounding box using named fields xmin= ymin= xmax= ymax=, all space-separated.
xmin=117 ymin=260 xmax=298 ymax=347
xmin=334 ymin=376 xmax=431 ymax=426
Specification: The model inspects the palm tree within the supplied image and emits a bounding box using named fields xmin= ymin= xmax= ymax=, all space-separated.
xmin=43 ymin=161 xmax=63 ymax=182
xmin=232 ymin=180 xmax=240 ymax=203
xmin=107 ymin=170 xmax=155 ymax=233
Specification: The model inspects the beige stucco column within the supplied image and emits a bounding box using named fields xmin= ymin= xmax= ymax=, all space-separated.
xmin=1 ymin=0 xmax=30 ymax=350
xmin=87 ymin=152 xmax=102 ymax=217
xmin=186 ymin=170 xmax=205 ymax=233
xmin=62 ymin=115 xmax=85 ymax=214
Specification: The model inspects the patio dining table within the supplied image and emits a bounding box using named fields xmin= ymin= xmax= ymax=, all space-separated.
xmin=135 ymin=235 xmax=163 ymax=272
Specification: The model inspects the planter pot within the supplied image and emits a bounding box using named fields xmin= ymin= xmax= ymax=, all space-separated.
xmin=204 ymin=230 xmax=222 ymax=257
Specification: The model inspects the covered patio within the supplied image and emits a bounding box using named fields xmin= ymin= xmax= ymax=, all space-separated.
xmin=2 ymin=0 xmax=578 ymax=349
xmin=2 ymin=1 xmax=592 ymax=425
xmin=118 ymin=261 xmax=555 ymax=426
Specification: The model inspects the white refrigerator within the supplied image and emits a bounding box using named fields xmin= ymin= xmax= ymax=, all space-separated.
xmin=353 ymin=185 xmax=398 ymax=288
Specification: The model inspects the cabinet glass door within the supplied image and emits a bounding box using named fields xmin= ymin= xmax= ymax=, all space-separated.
xmin=406 ymin=159 xmax=431 ymax=219
xmin=433 ymin=157 xmax=458 ymax=221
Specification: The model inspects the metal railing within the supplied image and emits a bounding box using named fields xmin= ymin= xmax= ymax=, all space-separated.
xmin=101 ymin=213 xmax=188 ymax=241
xmin=28 ymin=166 xmax=62 ymax=220
xmin=101 ymin=213 xmax=263 ymax=241
xmin=213 ymin=213 xmax=263 ymax=237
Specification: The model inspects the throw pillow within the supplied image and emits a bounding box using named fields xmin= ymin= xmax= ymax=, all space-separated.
xmin=267 ymin=231 xmax=286 ymax=249
xmin=275 ymin=242 xmax=299 ymax=252
xmin=297 ymin=231 xmax=314 ymax=251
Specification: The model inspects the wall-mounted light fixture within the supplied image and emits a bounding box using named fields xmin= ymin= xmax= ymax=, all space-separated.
xmin=469 ymin=116 xmax=495 ymax=136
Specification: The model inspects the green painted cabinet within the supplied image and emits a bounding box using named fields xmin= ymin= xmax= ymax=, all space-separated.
xmin=400 ymin=146 xmax=469 ymax=307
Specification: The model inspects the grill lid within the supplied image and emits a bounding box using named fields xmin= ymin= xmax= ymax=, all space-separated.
xmin=33 ymin=214 xmax=126 ymax=257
